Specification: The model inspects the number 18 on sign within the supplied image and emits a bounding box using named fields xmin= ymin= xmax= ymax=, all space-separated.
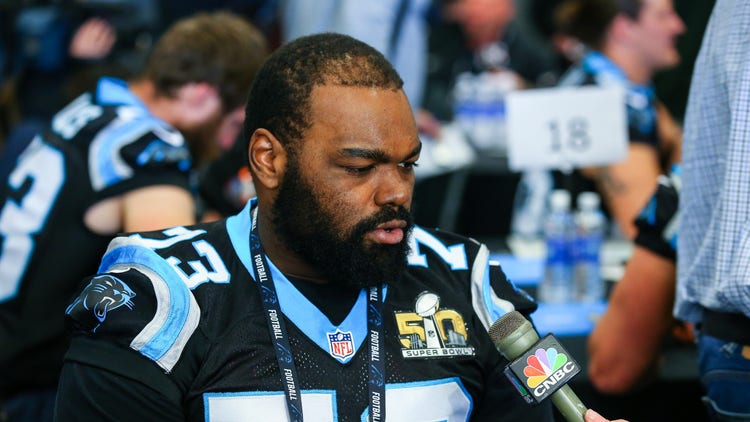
xmin=505 ymin=85 xmax=628 ymax=171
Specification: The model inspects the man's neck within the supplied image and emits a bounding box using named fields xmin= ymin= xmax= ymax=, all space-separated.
xmin=128 ymin=79 xmax=180 ymax=125
xmin=255 ymin=206 xmax=330 ymax=284
xmin=602 ymin=46 xmax=653 ymax=85
xmin=284 ymin=274 xmax=361 ymax=325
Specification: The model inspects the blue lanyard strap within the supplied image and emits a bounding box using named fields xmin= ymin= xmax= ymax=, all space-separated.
xmin=249 ymin=208 xmax=386 ymax=421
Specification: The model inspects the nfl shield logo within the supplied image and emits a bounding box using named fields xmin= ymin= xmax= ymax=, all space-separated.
xmin=327 ymin=330 xmax=355 ymax=361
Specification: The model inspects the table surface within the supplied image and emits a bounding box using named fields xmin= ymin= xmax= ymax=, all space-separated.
xmin=487 ymin=236 xmax=699 ymax=382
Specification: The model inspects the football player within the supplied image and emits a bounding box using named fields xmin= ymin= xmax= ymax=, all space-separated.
xmin=0 ymin=12 xmax=266 ymax=421
xmin=58 ymin=32 xmax=622 ymax=422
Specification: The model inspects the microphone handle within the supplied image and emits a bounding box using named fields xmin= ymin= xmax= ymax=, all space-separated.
xmin=551 ymin=384 xmax=587 ymax=422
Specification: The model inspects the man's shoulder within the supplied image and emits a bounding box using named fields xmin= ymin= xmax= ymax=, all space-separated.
xmin=65 ymin=220 xmax=247 ymax=372
xmin=49 ymin=86 xmax=192 ymax=193
xmin=406 ymin=225 xmax=538 ymax=328
xmin=558 ymin=62 xmax=595 ymax=88
xmin=407 ymin=226 xmax=484 ymax=269
xmin=103 ymin=220 xmax=245 ymax=297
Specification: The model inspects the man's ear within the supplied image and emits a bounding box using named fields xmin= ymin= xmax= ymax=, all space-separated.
xmin=609 ymin=13 xmax=637 ymax=44
xmin=249 ymin=128 xmax=286 ymax=190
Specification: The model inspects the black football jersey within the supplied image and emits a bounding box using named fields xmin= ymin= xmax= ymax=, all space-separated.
xmin=0 ymin=77 xmax=191 ymax=395
xmin=61 ymin=199 xmax=552 ymax=421
xmin=555 ymin=51 xmax=661 ymax=214
xmin=559 ymin=51 xmax=659 ymax=148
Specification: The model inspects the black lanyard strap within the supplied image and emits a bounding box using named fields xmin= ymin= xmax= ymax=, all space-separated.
xmin=367 ymin=285 xmax=386 ymax=422
xmin=248 ymin=207 xmax=385 ymax=421
xmin=250 ymin=209 xmax=304 ymax=421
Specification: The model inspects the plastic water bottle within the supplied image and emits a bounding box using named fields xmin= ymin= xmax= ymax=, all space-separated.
xmin=453 ymin=72 xmax=479 ymax=143
xmin=452 ymin=71 xmax=516 ymax=156
xmin=574 ymin=192 xmax=606 ymax=302
xmin=538 ymin=190 xmax=574 ymax=303
xmin=511 ymin=170 xmax=553 ymax=239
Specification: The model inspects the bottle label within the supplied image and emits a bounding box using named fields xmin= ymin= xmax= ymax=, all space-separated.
xmin=575 ymin=235 xmax=602 ymax=262
xmin=546 ymin=238 xmax=569 ymax=264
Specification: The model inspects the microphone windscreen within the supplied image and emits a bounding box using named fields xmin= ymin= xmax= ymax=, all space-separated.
xmin=489 ymin=310 xmax=528 ymax=343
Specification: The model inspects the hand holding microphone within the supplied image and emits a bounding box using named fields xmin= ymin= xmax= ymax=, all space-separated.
xmin=584 ymin=409 xmax=628 ymax=422
xmin=489 ymin=311 xmax=628 ymax=422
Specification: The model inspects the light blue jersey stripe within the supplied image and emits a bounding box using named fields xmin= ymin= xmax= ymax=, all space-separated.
xmin=99 ymin=243 xmax=191 ymax=361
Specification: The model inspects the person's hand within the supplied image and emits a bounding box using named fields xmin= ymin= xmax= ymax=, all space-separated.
xmin=69 ymin=17 xmax=117 ymax=60
xmin=584 ymin=409 xmax=629 ymax=422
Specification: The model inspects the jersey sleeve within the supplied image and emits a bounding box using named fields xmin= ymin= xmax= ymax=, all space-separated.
xmin=64 ymin=235 xmax=201 ymax=378
xmin=88 ymin=113 xmax=192 ymax=200
xmin=56 ymin=354 xmax=185 ymax=421
xmin=624 ymin=94 xmax=659 ymax=147
xmin=633 ymin=172 xmax=680 ymax=261
xmin=587 ymin=69 xmax=659 ymax=147
xmin=469 ymin=242 xmax=538 ymax=331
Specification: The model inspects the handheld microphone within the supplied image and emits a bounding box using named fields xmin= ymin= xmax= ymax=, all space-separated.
xmin=489 ymin=311 xmax=588 ymax=422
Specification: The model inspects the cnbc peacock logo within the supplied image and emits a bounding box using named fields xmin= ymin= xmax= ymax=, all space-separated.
xmin=523 ymin=347 xmax=577 ymax=397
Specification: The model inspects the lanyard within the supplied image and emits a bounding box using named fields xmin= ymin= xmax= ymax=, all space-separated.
xmin=248 ymin=208 xmax=386 ymax=421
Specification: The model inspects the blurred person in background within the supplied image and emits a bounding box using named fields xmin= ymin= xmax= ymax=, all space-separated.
xmin=279 ymin=0 xmax=432 ymax=111
xmin=1 ymin=0 xmax=161 ymax=184
xmin=0 ymin=11 xmax=266 ymax=421
xmin=554 ymin=0 xmax=684 ymax=239
xmin=415 ymin=0 xmax=544 ymax=237
xmin=527 ymin=0 xmax=586 ymax=87
xmin=588 ymin=166 xmax=694 ymax=394
xmin=421 ymin=0 xmax=525 ymax=126
xmin=3 ymin=0 xmax=160 ymax=139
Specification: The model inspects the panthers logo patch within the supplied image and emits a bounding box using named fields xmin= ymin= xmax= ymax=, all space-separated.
xmin=66 ymin=274 xmax=136 ymax=332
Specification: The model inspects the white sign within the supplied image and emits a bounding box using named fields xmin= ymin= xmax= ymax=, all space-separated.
xmin=505 ymin=85 xmax=628 ymax=171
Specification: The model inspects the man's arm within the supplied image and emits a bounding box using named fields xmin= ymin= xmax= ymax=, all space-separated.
xmin=587 ymin=245 xmax=677 ymax=393
xmin=582 ymin=143 xmax=661 ymax=239
xmin=122 ymin=184 xmax=196 ymax=232
xmin=56 ymin=360 xmax=184 ymax=421
xmin=656 ymin=102 xmax=682 ymax=166
xmin=59 ymin=244 xmax=201 ymax=419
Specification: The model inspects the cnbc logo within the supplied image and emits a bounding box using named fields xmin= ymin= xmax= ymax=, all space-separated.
xmin=523 ymin=347 xmax=577 ymax=397
xmin=504 ymin=335 xmax=581 ymax=403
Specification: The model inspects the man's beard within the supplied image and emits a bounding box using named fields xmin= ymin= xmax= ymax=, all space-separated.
xmin=272 ymin=157 xmax=414 ymax=288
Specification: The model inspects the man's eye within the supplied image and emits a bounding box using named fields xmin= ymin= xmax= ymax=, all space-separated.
xmin=400 ymin=162 xmax=419 ymax=170
xmin=344 ymin=166 xmax=373 ymax=175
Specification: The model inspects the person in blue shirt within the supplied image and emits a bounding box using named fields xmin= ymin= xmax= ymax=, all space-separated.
xmin=678 ymin=0 xmax=750 ymax=419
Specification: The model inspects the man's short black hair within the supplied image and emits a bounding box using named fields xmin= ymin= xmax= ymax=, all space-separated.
xmin=243 ymin=32 xmax=404 ymax=162
xmin=555 ymin=0 xmax=642 ymax=50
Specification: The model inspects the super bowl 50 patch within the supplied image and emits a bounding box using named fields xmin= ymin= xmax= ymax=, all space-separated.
xmin=394 ymin=291 xmax=475 ymax=359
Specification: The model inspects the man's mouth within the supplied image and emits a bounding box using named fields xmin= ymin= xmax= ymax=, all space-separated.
xmin=368 ymin=220 xmax=407 ymax=245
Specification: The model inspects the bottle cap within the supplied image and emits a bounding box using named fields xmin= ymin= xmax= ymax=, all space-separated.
xmin=549 ymin=189 xmax=571 ymax=211
xmin=578 ymin=192 xmax=601 ymax=210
